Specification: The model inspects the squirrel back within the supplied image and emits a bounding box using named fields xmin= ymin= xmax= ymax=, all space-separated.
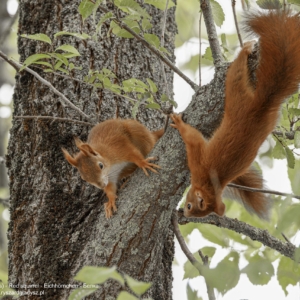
xmin=62 ymin=119 xmax=163 ymax=218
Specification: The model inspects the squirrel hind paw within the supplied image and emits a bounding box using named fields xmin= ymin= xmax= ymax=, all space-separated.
xmin=104 ymin=202 xmax=117 ymax=218
xmin=170 ymin=114 xmax=183 ymax=127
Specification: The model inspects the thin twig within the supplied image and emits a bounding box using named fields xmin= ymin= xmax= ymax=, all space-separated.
xmin=198 ymin=250 xmax=216 ymax=300
xmin=232 ymin=0 xmax=243 ymax=47
xmin=227 ymin=183 xmax=300 ymax=200
xmin=200 ymin=0 xmax=223 ymax=66
xmin=98 ymin=5 xmax=198 ymax=90
xmin=0 ymin=197 xmax=9 ymax=208
xmin=0 ymin=156 xmax=5 ymax=164
xmin=177 ymin=210 xmax=297 ymax=262
xmin=0 ymin=50 xmax=94 ymax=123
xmin=15 ymin=116 xmax=94 ymax=126
xmin=0 ymin=7 xmax=19 ymax=47
xmin=281 ymin=232 xmax=292 ymax=244
xmin=160 ymin=0 xmax=172 ymax=132
xmin=172 ymin=213 xmax=216 ymax=300
xmin=199 ymin=10 xmax=203 ymax=86
xmin=172 ymin=213 xmax=203 ymax=270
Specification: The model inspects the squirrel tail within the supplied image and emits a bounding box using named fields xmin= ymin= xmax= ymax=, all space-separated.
xmin=152 ymin=128 xmax=164 ymax=141
xmin=223 ymin=168 xmax=271 ymax=220
xmin=244 ymin=10 xmax=300 ymax=115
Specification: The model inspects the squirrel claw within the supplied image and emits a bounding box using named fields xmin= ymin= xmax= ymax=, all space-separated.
xmin=104 ymin=202 xmax=117 ymax=218
xmin=170 ymin=114 xmax=183 ymax=128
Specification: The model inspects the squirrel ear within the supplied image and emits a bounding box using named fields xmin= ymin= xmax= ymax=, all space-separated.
xmin=62 ymin=148 xmax=78 ymax=167
xmin=74 ymin=137 xmax=97 ymax=156
xmin=214 ymin=201 xmax=225 ymax=216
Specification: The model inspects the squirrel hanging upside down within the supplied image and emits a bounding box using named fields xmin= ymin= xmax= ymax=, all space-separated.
xmin=171 ymin=10 xmax=300 ymax=219
xmin=62 ymin=119 xmax=163 ymax=218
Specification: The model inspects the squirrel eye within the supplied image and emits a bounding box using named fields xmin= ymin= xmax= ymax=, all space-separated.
xmin=187 ymin=203 xmax=192 ymax=210
xmin=99 ymin=162 xmax=104 ymax=170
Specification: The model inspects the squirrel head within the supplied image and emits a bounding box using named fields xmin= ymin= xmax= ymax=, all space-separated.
xmin=62 ymin=137 xmax=110 ymax=189
xmin=184 ymin=185 xmax=225 ymax=218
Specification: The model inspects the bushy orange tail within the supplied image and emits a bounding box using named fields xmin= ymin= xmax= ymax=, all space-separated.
xmin=244 ymin=10 xmax=300 ymax=112
xmin=152 ymin=128 xmax=164 ymax=141
xmin=223 ymin=168 xmax=270 ymax=219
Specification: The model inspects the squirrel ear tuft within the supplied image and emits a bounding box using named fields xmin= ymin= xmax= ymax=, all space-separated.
xmin=62 ymin=148 xmax=78 ymax=167
xmin=214 ymin=201 xmax=225 ymax=216
xmin=74 ymin=137 xmax=97 ymax=156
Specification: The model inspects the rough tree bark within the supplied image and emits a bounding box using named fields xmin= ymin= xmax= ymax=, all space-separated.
xmin=6 ymin=0 xmax=231 ymax=299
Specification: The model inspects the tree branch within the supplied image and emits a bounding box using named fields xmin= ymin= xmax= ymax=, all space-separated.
xmin=0 ymin=197 xmax=9 ymax=208
xmin=15 ymin=116 xmax=94 ymax=127
xmin=227 ymin=182 xmax=300 ymax=200
xmin=177 ymin=210 xmax=297 ymax=261
xmin=98 ymin=5 xmax=198 ymax=90
xmin=0 ymin=50 xmax=94 ymax=123
xmin=200 ymin=0 xmax=223 ymax=66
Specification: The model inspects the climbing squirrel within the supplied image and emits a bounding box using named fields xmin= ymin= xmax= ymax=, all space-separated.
xmin=62 ymin=119 xmax=163 ymax=218
xmin=171 ymin=10 xmax=300 ymax=219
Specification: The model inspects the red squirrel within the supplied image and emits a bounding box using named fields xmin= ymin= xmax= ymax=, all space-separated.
xmin=171 ymin=10 xmax=300 ymax=219
xmin=62 ymin=119 xmax=163 ymax=218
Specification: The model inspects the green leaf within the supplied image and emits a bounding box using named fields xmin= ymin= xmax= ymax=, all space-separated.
xmin=288 ymin=159 xmax=300 ymax=194
xmin=97 ymin=12 xmax=114 ymax=34
xmin=210 ymin=0 xmax=225 ymax=27
xmin=161 ymin=94 xmax=178 ymax=108
xmin=198 ymin=225 xmax=230 ymax=247
xmin=21 ymin=33 xmax=52 ymax=45
xmin=202 ymin=47 xmax=213 ymax=61
xmin=277 ymin=256 xmax=300 ymax=295
xmin=294 ymin=131 xmax=300 ymax=148
xmin=256 ymin=0 xmax=282 ymax=9
xmin=285 ymin=147 xmax=295 ymax=169
xmin=124 ymin=275 xmax=151 ymax=296
xmin=186 ymin=282 xmax=203 ymax=300
xmin=141 ymin=18 xmax=152 ymax=31
xmin=144 ymin=33 xmax=160 ymax=48
xmin=57 ymin=67 xmax=70 ymax=75
xmin=199 ymin=247 xmax=216 ymax=259
xmin=146 ymin=78 xmax=158 ymax=93
xmin=75 ymin=266 xmax=124 ymax=286
xmin=21 ymin=54 xmax=51 ymax=71
xmin=55 ymin=45 xmax=80 ymax=56
xmin=54 ymin=60 xmax=63 ymax=70
xmin=146 ymin=103 xmax=161 ymax=110
xmin=144 ymin=0 xmax=175 ymax=10
xmin=117 ymin=291 xmax=138 ymax=300
xmin=78 ymin=0 xmax=95 ymax=21
xmin=183 ymin=260 xmax=201 ymax=280
xmin=110 ymin=21 xmax=134 ymax=38
xmin=54 ymin=31 xmax=90 ymax=39
xmin=68 ymin=288 xmax=97 ymax=300
xmin=33 ymin=61 xmax=53 ymax=68
xmin=50 ymin=53 xmax=69 ymax=66
xmin=272 ymin=140 xmax=286 ymax=159
xmin=242 ymin=254 xmax=274 ymax=285
xmin=115 ymin=0 xmax=150 ymax=18
xmin=204 ymin=252 xmax=240 ymax=294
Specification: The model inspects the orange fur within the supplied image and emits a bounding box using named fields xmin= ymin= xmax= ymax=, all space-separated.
xmin=171 ymin=10 xmax=300 ymax=219
xmin=62 ymin=119 xmax=163 ymax=218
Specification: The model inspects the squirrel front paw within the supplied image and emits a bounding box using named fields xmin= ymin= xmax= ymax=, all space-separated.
xmin=170 ymin=114 xmax=183 ymax=129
